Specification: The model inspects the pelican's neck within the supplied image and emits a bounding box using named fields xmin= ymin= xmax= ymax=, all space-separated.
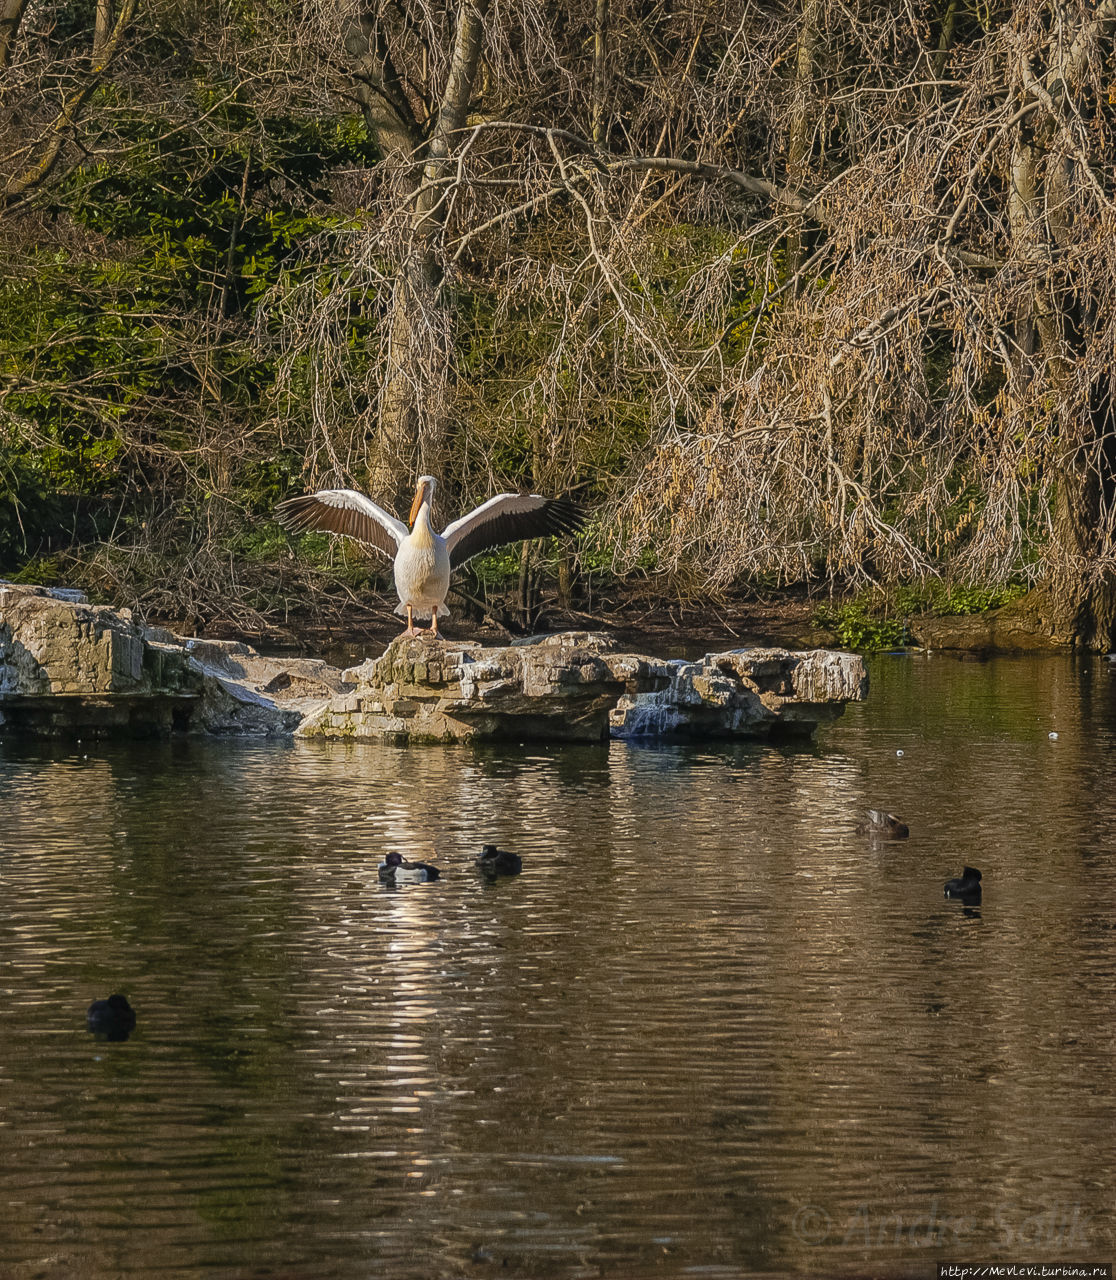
xmin=409 ymin=499 xmax=436 ymax=548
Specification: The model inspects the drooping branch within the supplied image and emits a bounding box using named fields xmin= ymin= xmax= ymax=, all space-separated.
xmin=784 ymin=0 xmax=822 ymax=280
xmin=461 ymin=120 xmax=1002 ymax=271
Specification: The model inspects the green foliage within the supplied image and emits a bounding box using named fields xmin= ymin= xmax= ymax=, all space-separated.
xmin=467 ymin=530 xmax=598 ymax=589
xmin=62 ymin=95 xmax=376 ymax=324
xmin=0 ymin=86 xmax=375 ymax=568
xmin=895 ymin=581 xmax=1027 ymax=617
xmin=468 ymin=546 xmax=524 ymax=587
xmin=814 ymin=600 xmax=910 ymax=651
xmin=237 ymin=452 xmax=307 ymax=514
xmin=815 ymin=581 xmax=1028 ymax=650
xmin=4 ymin=555 xmax=64 ymax=585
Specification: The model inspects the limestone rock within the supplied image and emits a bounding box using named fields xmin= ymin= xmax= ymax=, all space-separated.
xmin=909 ymin=605 xmax=1064 ymax=653
xmin=609 ymin=646 xmax=868 ymax=739
xmin=299 ymin=631 xmax=867 ymax=744
xmin=299 ymin=631 xmax=632 ymax=743
xmin=0 ymin=583 xmax=346 ymax=738
xmin=0 ymin=582 xmax=153 ymax=695
xmin=2 ymin=585 xmax=867 ymax=742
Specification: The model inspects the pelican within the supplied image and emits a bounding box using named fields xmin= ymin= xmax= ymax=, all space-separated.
xmin=276 ymin=476 xmax=584 ymax=637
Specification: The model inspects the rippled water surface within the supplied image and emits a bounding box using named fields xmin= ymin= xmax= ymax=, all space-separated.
xmin=1 ymin=653 xmax=1115 ymax=1279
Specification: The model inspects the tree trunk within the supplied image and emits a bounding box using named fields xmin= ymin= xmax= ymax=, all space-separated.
xmin=557 ymin=553 xmax=573 ymax=608
xmin=591 ymin=0 xmax=609 ymax=146
xmin=344 ymin=13 xmax=420 ymax=161
xmin=0 ymin=0 xmax=28 ymax=73
xmin=1047 ymin=477 xmax=1116 ymax=650
xmin=371 ymin=256 xmax=444 ymax=509
xmin=93 ymin=0 xmax=111 ymax=58
xmin=1010 ymin=2 xmax=1116 ymax=649
xmin=1 ymin=0 xmax=138 ymax=205
xmin=354 ymin=0 xmax=492 ymax=502
xmin=518 ymin=539 xmax=534 ymax=627
xmin=930 ymin=0 xmax=958 ymax=81
xmin=1041 ymin=142 xmax=1116 ymax=649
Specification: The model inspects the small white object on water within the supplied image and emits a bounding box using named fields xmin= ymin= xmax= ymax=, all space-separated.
xmin=896 ymin=749 xmax=905 ymax=757
xmin=1049 ymin=731 xmax=1059 ymax=740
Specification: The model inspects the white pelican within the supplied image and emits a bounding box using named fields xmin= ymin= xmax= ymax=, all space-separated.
xmin=276 ymin=475 xmax=584 ymax=636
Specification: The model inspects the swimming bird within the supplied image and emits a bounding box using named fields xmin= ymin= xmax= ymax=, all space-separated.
xmin=475 ymin=844 xmax=522 ymax=876
xmin=276 ymin=476 xmax=584 ymax=637
xmin=378 ymin=851 xmax=441 ymax=883
xmin=944 ymin=866 xmax=982 ymax=902
xmin=86 ymin=994 xmax=137 ymax=1040
xmin=855 ymin=809 xmax=910 ymax=839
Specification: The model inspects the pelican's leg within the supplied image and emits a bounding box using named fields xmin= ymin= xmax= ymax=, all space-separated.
xmin=401 ymin=604 xmax=420 ymax=638
xmin=429 ymin=606 xmax=440 ymax=638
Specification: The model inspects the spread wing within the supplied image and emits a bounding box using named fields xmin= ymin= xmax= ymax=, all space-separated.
xmin=275 ymin=489 xmax=408 ymax=561
xmin=443 ymin=493 xmax=585 ymax=568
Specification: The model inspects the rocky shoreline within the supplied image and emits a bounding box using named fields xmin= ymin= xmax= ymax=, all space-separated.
xmin=0 ymin=582 xmax=867 ymax=742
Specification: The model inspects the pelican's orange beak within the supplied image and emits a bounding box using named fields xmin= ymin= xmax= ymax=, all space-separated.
xmin=408 ymin=480 xmax=427 ymax=527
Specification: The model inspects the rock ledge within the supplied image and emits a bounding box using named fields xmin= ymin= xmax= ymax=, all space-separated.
xmin=1 ymin=585 xmax=867 ymax=742
xmin=299 ymin=631 xmax=867 ymax=744
xmin=0 ymin=583 xmax=346 ymax=737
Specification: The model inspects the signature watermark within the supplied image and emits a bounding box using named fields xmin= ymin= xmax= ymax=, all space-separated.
xmin=938 ymin=1266 xmax=1110 ymax=1279
xmin=789 ymin=1201 xmax=1096 ymax=1251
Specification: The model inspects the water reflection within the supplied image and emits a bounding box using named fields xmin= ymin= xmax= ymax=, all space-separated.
xmin=0 ymin=653 xmax=1113 ymax=1276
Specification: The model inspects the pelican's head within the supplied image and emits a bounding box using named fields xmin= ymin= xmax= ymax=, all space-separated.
xmin=408 ymin=475 xmax=436 ymax=526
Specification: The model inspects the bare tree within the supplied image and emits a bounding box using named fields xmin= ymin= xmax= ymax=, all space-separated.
xmin=6 ymin=0 xmax=1116 ymax=647
xmin=330 ymin=0 xmax=493 ymax=503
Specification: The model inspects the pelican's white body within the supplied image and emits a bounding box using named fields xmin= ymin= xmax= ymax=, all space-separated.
xmin=393 ymin=501 xmax=451 ymax=621
xmin=276 ymin=474 xmax=582 ymax=635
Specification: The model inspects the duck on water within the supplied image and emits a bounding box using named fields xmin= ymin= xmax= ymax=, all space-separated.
xmin=476 ymin=844 xmax=522 ymax=876
xmin=379 ymin=852 xmax=441 ymax=883
xmin=856 ymin=809 xmax=910 ymax=839
xmin=87 ymin=994 xmax=137 ymax=1040
xmin=944 ymin=866 xmax=982 ymax=902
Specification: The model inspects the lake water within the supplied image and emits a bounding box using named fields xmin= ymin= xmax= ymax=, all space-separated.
xmin=1 ymin=652 xmax=1114 ymax=1278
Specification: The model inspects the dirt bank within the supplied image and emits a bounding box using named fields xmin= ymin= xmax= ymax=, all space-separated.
xmin=153 ymin=582 xmax=830 ymax=662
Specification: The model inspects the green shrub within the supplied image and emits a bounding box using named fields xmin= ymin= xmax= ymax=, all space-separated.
xmin=814 ymin=581 xmax=1027 ymax=650
xmin=813 ymin=600 xmax=910 ymax=651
